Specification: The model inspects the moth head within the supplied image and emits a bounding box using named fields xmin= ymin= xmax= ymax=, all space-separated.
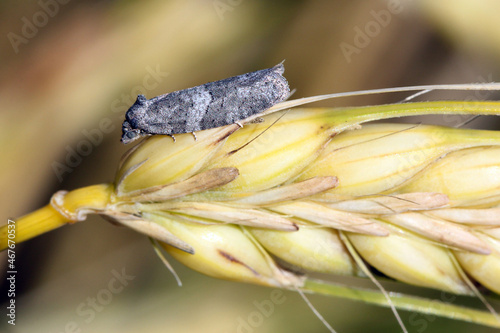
xmin=121 ymin=95 xmax=150 ymax=144
xmin=121 ymin=121 xmax=143 ymax=144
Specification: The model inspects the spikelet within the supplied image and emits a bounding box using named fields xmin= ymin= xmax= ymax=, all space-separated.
xmin=3 ymin=98 xmax=500 ymax=328
xmin=109 ymin=108 xmax=500 ymax=293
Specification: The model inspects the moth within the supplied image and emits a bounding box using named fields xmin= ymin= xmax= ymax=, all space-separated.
xmin=121 ymin=63 xmax=290 ymax=143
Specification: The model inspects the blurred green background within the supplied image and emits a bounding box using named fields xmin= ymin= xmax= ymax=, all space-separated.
xmin=1 ymin=0 xmax=500 ymax=332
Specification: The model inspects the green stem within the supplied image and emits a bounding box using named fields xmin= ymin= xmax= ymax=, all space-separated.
xmin=303 ymin=278 xmax=500 ymax=328
xmin=323 ymin=101 xmax=500 ymax=131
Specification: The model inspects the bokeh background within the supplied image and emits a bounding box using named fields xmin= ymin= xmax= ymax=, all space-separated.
xmin=1 ymin=0 xmax=500 ymax=332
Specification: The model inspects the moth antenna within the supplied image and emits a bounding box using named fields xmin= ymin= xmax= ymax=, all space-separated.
xmin=229 ymin=110 xmax=290 ymax=155
xmin=295 ymin=285 xmax=337 ymax=333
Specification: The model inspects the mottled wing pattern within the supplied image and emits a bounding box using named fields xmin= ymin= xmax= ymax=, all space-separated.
xmin=121 ymin=63 xmax=289 ymax=143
